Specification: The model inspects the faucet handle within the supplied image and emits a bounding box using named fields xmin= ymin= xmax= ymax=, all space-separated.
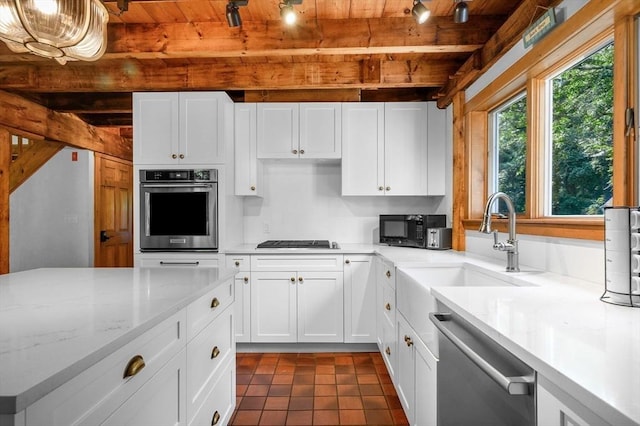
xmin=492 ymin=230 xmax=499 ymax=246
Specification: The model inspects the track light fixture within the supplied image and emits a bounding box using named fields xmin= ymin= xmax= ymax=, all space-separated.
xmin=411 ymin=0 xmax=430 ymax=24
xmin=226 ymin=0 xmax=248 ymax=28
xmin=280 ymin=0 xmax=302 ymax=26
xmin=453 ymin=0 xmax=469 ymax=23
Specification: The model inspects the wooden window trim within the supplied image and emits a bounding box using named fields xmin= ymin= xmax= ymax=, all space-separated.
xmin=457 ymin=0 xmax=640 ymax=245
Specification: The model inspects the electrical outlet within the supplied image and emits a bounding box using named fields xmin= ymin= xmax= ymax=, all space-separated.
xmin=263 ymin=222 xmax=270 ymax=234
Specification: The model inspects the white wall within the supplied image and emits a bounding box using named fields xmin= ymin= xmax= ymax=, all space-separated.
xmin=10 ymin=147 xmax=94 ymax=272
xmin=464 ymin=0 xmax=604 ymax=285
xmin=242 ymin=161 xmax=448 ymax=244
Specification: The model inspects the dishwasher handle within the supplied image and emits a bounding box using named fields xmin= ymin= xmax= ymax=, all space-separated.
xmin=429 ymin=312 xmax=534 ymax=396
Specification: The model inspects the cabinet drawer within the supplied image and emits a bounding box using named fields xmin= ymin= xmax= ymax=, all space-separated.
xmin=187 ymin=307 xmax=234 ymax=416
xmin=381 ymin=319 xmax=397 ymax=381
xmin=186 ymin=278 xmax=234 ymax=342
xmin=188 ymin=358 xmax=235 ymax=426
xmin=27 ymin=311 xmax=185 ymax=426
xmin=381 ymin=282 xmax=396 ymax=328
xmin=251 ymin=254 xmax=344 ymax=271
xmin=378 ymin=259 xmax=396 ymax=290
xmin=226 ymin=255 xmax=250 ymax=272
xmin=136 ymin=257 xmax=220 ymax=268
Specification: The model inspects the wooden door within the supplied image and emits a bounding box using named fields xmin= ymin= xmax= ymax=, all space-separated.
xmin=95 ymin=154 xmax=133 ymax=267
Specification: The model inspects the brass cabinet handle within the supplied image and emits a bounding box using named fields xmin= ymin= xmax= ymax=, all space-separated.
xmin=386 ymin=270 xmax=391 ymax=278
xmin=211 ymin=297 xmax=220 ymax=309
xmin=386 ymin=186 xmax=391 ymax=191
xmin=171 ymin=154 xmax=177 ymax=159
xmin=290 ymin=277 xmax=296 ymax=282
xmin=235 ymin=261 xmax=240 ymax=266
xmin=404 ymin=335 xmax=414 ymax=347
xmin=243 ymin=276 xmax=249 ymax=283
xmin=378 ymin=186 xmax=384 ymax=191
xmin=300 ymin=149 xmax=305 ymax=154
xmin=298 ymin=276 xmax=303 ymax=282
xmin=123 ymin=355 xmax=145 ymax=379
xmin=292 ymin=149 xmax=298 ymax=154
xmin=385 ymin=302 xmax=391 ymax=311
xmin=211 ymin=410 xmax=221 ymax=425
xmin=179 ymin=154 xmax=185 ymax=159
xmin=345 ymin=259 xmax=350 ymax=264
xmin=251 ymin=185 xmax=256 ymax=191
xmin=385 ymin=347 xmax=391 ymax=356
xmin=211 ymin=346 xmax=221 ymax=359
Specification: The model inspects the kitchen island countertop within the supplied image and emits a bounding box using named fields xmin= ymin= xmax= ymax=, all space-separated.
xmin=0 ymin=266 xmax=236 ymax=415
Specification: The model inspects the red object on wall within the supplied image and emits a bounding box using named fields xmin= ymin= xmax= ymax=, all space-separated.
xmin=72 ymin=151 xmax=78 ymax=161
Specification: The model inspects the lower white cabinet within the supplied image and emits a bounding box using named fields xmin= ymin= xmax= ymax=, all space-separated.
xmin=343 ymin=255 xmax=376 ymax=343
xmin=375 ymin=256 xmax=397 ymax=381
xmin=537 ymin=376 xmax=610 ymax=426
xmin=234 ymin=273 xmax=251 ymax=342
xmin=102 ymin=349 xmax=187 ymax=426
xmin=250 ymin=271 xmax=344 ymax=343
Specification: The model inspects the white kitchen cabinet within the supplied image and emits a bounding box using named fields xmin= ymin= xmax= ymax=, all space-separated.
xmin=396 ymin=313 xmax=437 ymax=426
xmin=250 ymin=270 xmax=344 ymax=343
xmin=375 ymin=256 xmax=397 ymax=381
xmin=234 ymin=103 xmax=262 ymax=196
xmin=537 ymin=376 xmax=610 ymax=426
xmin=257 ymin=103 xmax=341 ymax=159
xmin=102 ymin=349 xmax=187 ymax=426
xmin=226 ymin=255 xmax=252 ymax=343
xmin=343 ymin=255 xmax=376 ymax=343
xmin=342 ymin=102 xmax=445 ymax=196
xmin=133 ymin=92 xmax=231 ymax=165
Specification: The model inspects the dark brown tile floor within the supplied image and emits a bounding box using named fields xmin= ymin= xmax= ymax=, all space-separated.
xmin=230 ymin=352 xmax=409 ymax=426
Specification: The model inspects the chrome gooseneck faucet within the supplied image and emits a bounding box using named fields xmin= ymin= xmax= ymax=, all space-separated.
xmin=479 ymin=192 xmax=520 ymax=272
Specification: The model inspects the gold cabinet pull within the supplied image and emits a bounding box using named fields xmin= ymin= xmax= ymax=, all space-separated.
xmin=171 ymin=154 xmax=177 ymax=159
xmin=211 ymin=346 xmax=221 ymax=359
xmin=179 ymin=154 xmax=185 ymax=159
xmin=235 ymin=261 xmax=240 ymax=266
xmin=404 ymin=335 xmax=414 ymax=347
xmin=386 ymin=186 xmax=391 ymax=191
xmin=386 ymin=270 xmax=391 ymax=278
xmin=345 ymin=259 xmax=350 ymax=264
xmin=211 ymin=410 xmax=221 ymax=425
xmin=243 ymin=276 xmax=249 ymax=283
xmin=298 ymin=276 xmax=303 ymax=282
xmin=251 ymin=186 xmax=256 ymax=191
xmin=378 ymin=186 xmax=384 ymax=191
xmin=385 ymin=303 xmax=391 ymax=311
xmin=290 ymin=277 xmax=296 ymax=283
xmin=300 ymin=149 xmax=305 ymax=154
xmin=385 ymin=347 xmax=391 ymax=356
xmin=211 ymin=297 xmax=220 ymax=309
xmin=123 ymin=355 xmax=145 ymax=379
xmin=292 ymin=149 xmax=298 ymax=154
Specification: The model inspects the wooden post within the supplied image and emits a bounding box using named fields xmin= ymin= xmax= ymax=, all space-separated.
xmin=452 ymin=91 xmax=466 ymax=251
xmin=0 ymin=128 xmax=10 ymax=274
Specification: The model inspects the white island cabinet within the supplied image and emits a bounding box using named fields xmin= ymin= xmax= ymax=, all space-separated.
xmin=0 ymin=267 xmax=236 ymax=426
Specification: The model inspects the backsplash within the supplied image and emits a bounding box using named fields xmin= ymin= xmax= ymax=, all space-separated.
xmin=242 ymin=161 xmax=449 ymax=244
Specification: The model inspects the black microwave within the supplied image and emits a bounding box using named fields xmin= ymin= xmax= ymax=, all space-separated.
xmin=379 ymin=214 xmax=446 ymax=248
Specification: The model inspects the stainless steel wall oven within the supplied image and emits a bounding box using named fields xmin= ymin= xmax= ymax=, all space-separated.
xmin=139 ymin=169 xmax=218 ymax=251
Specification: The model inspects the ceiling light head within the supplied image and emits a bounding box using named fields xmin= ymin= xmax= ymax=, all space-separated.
xmin=453 ymin=0 xmax=469 ymax=23
xmin=0 ymin=0 xmax=109 ymax=64
xmin=280 ymin=0 xmax=301 ymax=25
xmin=226 ymin=1 xmax=242 ymax=27
xmin=412 ymin=0 xmax=430 ymax=24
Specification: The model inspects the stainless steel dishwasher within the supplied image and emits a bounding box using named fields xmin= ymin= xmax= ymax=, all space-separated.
xmin=430 ymin=312 xmax=535 ymax=426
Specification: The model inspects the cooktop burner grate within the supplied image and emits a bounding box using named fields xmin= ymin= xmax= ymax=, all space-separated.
xmin=256 ymin=240 xmax=331 ymax=249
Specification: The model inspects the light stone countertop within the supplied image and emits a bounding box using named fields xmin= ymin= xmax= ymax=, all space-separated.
xmin=0 ymin=266 xmax=236 ymax=414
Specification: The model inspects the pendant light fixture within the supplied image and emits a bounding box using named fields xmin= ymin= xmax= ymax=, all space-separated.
xmin=280 ymin=0 xmax=302 ymax=26
xmin=0 ymin=0 xmax=109 ymax=64
xmin=226 ymin=0 xmax=248 ymax=28
xmin=453 ymin=0 xmax=469 ymax=23
xmin=411 ymin=0 xmax=430 ymax=25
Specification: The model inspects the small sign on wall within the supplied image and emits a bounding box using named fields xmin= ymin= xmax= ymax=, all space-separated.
xmin=523 ymin=8 xmax=557 ymax=49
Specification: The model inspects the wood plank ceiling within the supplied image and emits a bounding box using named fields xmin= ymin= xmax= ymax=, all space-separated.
xmin=0 ymin=0 xmax=525 ymax=137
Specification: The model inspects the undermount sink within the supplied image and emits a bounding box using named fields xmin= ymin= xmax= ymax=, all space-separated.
xmin=396 ymin=263 xmax=533 ymax=358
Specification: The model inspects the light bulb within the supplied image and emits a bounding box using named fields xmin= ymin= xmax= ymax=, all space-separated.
xmin=34 ymin=0 xmax=58 ymax=15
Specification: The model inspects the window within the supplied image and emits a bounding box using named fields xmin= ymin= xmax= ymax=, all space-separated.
xmin=489 ymin=93 xmax=527 ymax=214
xmin=546 ymin=42 xmax=614 ymax=216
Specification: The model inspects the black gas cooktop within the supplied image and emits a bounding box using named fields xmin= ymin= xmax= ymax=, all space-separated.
xmin=256 ymin=240 xmax=332 ymax=249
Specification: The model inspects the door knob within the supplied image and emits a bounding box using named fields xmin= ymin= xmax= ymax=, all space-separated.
xmin=100 ymin=230 xmax=111 ymax=243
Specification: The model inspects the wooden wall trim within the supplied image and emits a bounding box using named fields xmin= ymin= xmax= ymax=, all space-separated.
xmin=452 ymin=91 xmax=466 ymax=250
xmin=0 ymin=128 xmax=10 ymax=274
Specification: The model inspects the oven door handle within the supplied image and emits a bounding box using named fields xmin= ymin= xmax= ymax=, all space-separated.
xmin=429 ymin=312 xmax=534 ymax=396
xmin=141 ymin=183 xmax=214 ymax=188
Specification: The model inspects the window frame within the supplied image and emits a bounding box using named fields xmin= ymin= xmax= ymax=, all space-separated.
xmin=458 ymin=6 xmax=638 ymax=243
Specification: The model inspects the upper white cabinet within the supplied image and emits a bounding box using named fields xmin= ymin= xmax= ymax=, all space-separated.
xmin=234 ymin=103 xmax=262 ymax=196
xmin=342 ymin=102 xmax=445 ymax=196
xmin=133 ymin=92 xmax=231 ymax=165
xmin=257 ymin=103 xmax=341 ymax=159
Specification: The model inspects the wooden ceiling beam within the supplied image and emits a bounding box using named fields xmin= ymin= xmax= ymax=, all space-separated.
xmin=0 ymin=59 xmax=461 ymax=92
xmin=437 ymin=0 xmax=563 ymax=108
xmin=26 ymin=93 xmax=133 ymax=114
xmin=0 ymin=90 xmax=132 ymax=161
